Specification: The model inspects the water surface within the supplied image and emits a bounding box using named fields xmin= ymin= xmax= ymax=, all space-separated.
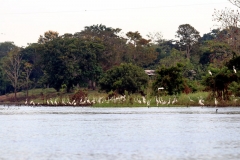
xmin=1 ymin=106 xmax=240 ymax=160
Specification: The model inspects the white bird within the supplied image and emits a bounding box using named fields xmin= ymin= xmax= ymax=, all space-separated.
xmin=188 ymin=96 xmax=194 ymax=102
xmin=215 ymin=98 xmax=218 ymax=106
xmin=147 ymin=100 xmax=151 ymax=108
xmin=172 ymin=97 xmax=177 ymax=104
xmin=167 ymin=98 xmax=171 ymax=105
xmin=233 ymin=66 xmax=237 ymax=74
xmin=208 ymin=70 xmax=212 ymax=76
xmin=156 ymin=97 xmax=159 ymax=106
xmin=25 ymin=99 xmax=28 ymax=105
xmin=158 ymin=87 xmax=164 ymax=90
xmin=198 ymin=97 xmax=204 ymax=106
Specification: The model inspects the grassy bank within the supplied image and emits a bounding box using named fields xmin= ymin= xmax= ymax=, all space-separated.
xmin=0 ymin=88 xmax=240 ymax=107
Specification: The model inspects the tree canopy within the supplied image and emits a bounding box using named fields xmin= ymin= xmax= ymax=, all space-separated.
xmin=99 ymin=63 xmax=148 ymax=94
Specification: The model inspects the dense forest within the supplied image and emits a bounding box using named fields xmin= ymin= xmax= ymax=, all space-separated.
xmin=1 ymin=1 xmax=240 ymax=103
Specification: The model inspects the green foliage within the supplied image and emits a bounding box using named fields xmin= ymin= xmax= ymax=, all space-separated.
xmin=159 ymin=49 xmax=185 ymax=67
xmin=184 ymin=79 xmax=204 ymax=93
xmin=153 ymin=63 xmax=184 ymax=95
xmin=175 ymin=24 xmax=201 ymax=59
xmin=228 ymin=81 xmax=240 ymax=96
xmin=199 ymin=40 xmax=232 ymax=67
xmin=0 ymin=42 xmax=17 ymax=59
xmin=99 ymin=63 xmax=148 ymax=94
xmin=202 ymin=66 xmax=238 ymax=100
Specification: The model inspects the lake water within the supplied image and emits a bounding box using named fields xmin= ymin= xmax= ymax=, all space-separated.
xmin=1 ymin=106 xmax=240 ymax=160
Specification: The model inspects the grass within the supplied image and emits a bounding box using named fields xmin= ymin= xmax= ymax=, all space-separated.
xmin=0 ymin=88 xmax=240 ymax=107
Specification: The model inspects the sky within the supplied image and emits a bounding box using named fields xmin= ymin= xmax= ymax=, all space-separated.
xmin=0 ymin=0 xmax=238 ymax=47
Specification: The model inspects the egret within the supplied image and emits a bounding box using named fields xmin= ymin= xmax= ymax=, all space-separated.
xmin=167 ymin=98 xmax=171 ymax=105
xmin=158 ymin=87 xmax=164 ymax=90
xmin=156 ymin=97 xmax=159 ymax=106
xmin=172 ymin=97 xmax=177 ymax=104
xmin=188 ymin=96 xmax=194 ymax=102
xmin=233 ymin=66 xmax=237 ymax=74
xmin=147 ymin=100 xmax=150 ymax=108
xmin=198 ymin=97 xmax=204 ymax=106
xmin=208 ymin=70 xmax=212 ymax=76
xmin=214 ymin=98 xmax=218 ymax=106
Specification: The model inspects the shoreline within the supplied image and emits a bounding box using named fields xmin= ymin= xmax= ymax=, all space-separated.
xmin=0 ymin=102 xmax=240 ymax=108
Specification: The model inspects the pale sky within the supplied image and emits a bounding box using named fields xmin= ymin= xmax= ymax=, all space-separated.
xmin=0 ymin=0 xmax=238 ymax=47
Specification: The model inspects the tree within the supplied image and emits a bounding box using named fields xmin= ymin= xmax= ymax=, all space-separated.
xmin=1 ymin=47 xmax=23 ymax=101
xmin=77 ymin=39 xmax=104 ymax=90
xmin=39 ymin=36 xmax=81 ymax=92
xmin=212 ymin=8 xmax=240 ymax=56
xmin=0 ymin=42 xmax=16 ymax=59
xmin=20 ymin=43 xmax=43 ymax=88
xmin=201 ymin=29 xmax=219 ymax=42
xmin=202 ymin=66 xmax=237 ymax=100
xmin=39 ymin=32 xmax=105 ymax=92
xmin=126 ymin=31 xmax=143 ymax=60
xmin=126 ymin=31 xmax=158 ymax=68
xmin=175 ymin=24 xmax=201 ymax=59
xmin=22 ymin=62 xmax=33 ymax=100
xmin=229 ymin=0 xmax=240 ymax=7
xmin=99 ymin=63 xmax=149 ymax=94
xmin=147 ymin=32 xmax=163 ymax=45
xmin=152 ymin=64 xmax=185 ymax=95
xmin=38 ymin=30 xmax=59 ymax=44
xmin=75 ymin=24 xmax=126 ymax=71
xmin=199 ymin=40 xmax=233 ymax=67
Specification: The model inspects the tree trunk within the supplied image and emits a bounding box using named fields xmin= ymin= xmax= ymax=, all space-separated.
xmin=92 ymin=81 xmax=96 ymax=90
xmin=88 ymin=80 xmax=92 ymax=89
xmin=14 ymin=88 xmax=17 ymax=102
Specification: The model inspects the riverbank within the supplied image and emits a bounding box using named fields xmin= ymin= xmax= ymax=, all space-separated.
xmin=0 ymin=88 xmax=240 ymax=107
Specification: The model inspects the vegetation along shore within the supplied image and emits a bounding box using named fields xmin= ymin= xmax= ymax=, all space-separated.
xmin=1 ymin=6 xmax=240 ymax=107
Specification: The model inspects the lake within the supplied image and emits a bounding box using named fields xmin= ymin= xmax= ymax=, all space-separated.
xmin=1 ymin=106 xmax=240 ymax=160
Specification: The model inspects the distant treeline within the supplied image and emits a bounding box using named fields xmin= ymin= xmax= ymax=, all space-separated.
xmin=1 ymin=24 xmax=240 ymax=101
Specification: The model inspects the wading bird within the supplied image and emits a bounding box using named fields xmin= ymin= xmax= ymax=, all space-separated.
xmin=215 ymin=98 xmax=218 ymax=106
xmin=188 ymin=96 xmax=194 ymax=102
xmin=198 ymin=97 xmax=204 ymax=106
xmin=233 ymin=66 xmax=237 ymax=74
xmin=158 ymin=87 xmax=164 ymax=90
xmin=208 ymin=70 xmax=212 ymax=76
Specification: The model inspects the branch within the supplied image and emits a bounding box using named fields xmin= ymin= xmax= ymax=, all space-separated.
xmin=229 ymin=0 xmax=240 ymax=8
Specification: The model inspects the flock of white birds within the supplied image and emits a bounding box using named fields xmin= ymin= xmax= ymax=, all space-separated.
xmin=18 ymin=66 xmax=238 ymax=108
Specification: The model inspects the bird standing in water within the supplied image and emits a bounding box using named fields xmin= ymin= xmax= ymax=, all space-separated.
xmin=215 ymin=98 xmax=218 ymax=106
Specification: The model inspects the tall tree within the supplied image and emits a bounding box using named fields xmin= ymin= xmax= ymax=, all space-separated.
xmin=39 ymin=36 xmax=82 ymax=92
xmin=22 ymin=62 xmax=33 ymax=100
xmin=213 ymin=8 xmax=240 ymax=56
xmin=75 ymin=24 xmax=126 ymax=71
xmin=1 ymin=47 xmax=23 ymax=101
xmin=126 ymin=31 xmax=158 ymax=68
xmin=175 ymin=24 xmax=201 ymax=59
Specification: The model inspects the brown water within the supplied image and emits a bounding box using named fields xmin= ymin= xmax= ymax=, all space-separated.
xmin=1 ymin=106 xmax=240 ymax=160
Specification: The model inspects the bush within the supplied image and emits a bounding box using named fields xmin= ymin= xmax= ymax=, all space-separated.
xmin=99 ymin=63 xmax=149 ymax=94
